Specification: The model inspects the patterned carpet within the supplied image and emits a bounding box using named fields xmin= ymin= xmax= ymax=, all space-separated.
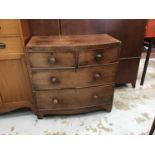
xmin=0 ymin=58 xmax=155 ymax=135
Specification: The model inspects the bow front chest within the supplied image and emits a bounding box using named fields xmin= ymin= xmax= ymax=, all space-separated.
xmin=26 ymin=34 xmax=121 ymax=118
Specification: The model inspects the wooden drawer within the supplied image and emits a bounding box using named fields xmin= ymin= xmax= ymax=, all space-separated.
xmin=0 ymin=20 xmax=20 ymax=36
xmin=36 ymin=85 xmax=114 ymax=110
xmin=28 ymin=51 xmax=75 ymax=68
xmin=78 ymin=46 xmax=119 ymax=66
xmin=32 ymin=64 xmax=118 ymax=90
xmin=0 ymin=37 xmax=23 ymax=54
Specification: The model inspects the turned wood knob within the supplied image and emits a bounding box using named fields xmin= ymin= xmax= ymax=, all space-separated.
xmin=93 ymin=95 xmax=99 ymax=99
xmin=95 ymin=73 xmax=101 ymax=79
xmin=53 ymin=98 xmax=59 ymax=104
xmin=95 ymin=53 xmax=103 ymax=61
xmin=49 ymin=57 xmax=56 ymax=64
xmin=50 ymin=77 xmax=57 ymax=83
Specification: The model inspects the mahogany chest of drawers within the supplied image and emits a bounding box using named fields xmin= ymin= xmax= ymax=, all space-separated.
xmin=26 ymin=34 xmax=121 ymax=118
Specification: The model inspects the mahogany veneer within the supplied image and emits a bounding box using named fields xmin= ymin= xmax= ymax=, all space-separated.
xmin=26 ymin=34 xmax=121 ymax=118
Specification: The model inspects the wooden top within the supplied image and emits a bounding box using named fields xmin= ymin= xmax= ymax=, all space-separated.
xmin=26 ymin=34 xmax=121 ymax=49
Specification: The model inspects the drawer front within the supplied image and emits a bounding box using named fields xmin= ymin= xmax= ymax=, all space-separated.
xmin=78 ymin=46 xmax=119 ymax=66
xmin=32 ymin=64 xmax=118 ymax=90
xmin=36 ymin=85 xmax=114 ymax=110
xmin=0 ymin=20 xmax=20 ymax=36
xmin=28 ymin=52 xmax=75 ymax=68
xmin=0 ymin=37 xmax=23 ymax=54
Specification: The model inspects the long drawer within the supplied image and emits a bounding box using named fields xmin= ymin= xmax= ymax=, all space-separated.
xmin=32 ymin=64 xmax=118 ymax=90
xmin=0 ymin=37 xmax=23 ymax=54
xmin=35 ymin=85 xmax=114 ymax=110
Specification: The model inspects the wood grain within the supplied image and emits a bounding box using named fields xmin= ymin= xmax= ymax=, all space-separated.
xmin=36 ymin=85 xmax=114 ymax=110
xmin=78 ymin=45 xmax=119 ymax=67
xmin=28 ymin=19 xmax=60 ymax=36
xmin=0 ymin=55 xmax=33 ymax=113
xmin=0 ymin=37 xmax=23 ymax=54
xmin=19 ymin=19 xmax=31 ymax=44
xmin=116 ymin=58 xmax=140 ymax=87
xmin=0 ymin=19 xmax=34 ymax=114
xmin=0 ymin=19 xmax=20 ymax=36
xmin=26 ymin=19 xmax=146 ymax=86
xmin=26 ymin=34 xmax=120 ymax=48
xmin=31 ymin=64 xmax=118 ymax=90
xmin=28 ymin=51 xmax=75 ymax=69
xmin=26 ymin=34 xmax=120 ymax=117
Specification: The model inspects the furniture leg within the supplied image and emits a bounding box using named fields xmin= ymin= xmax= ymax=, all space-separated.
xmin=149 ymin=118 xmax=155 ymax=135
xmin=140 ymin=45 xmax=152 ymax=85
xmin=37 ymin=112 xmax=44 ymax=119
xmin=132 ymin=82 xmax=136 ymax=88
xmin=105 ymin=104 xmax=112 ymax=112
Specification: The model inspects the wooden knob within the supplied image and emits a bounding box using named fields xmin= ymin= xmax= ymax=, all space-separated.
xmin=49 ymin=57 xmax=56 ymax=64
xmin=96 ymin=53 xmax=103 ymax=61
xmin=50 ymin=77 xmax=57 ymax=83
xmin=53 ymin=98 xmax=59 ymax=104
xmin=95 ymin=73 xmax=101 ymax=79
xmin=93 ymin=95 xmax=99 ymax=99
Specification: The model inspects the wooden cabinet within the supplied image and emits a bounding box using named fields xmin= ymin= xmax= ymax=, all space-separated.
xmin=0 ymin=20 xmax=34 ymax=113
xmin=26 ymin=34 xmax=121 ymax=118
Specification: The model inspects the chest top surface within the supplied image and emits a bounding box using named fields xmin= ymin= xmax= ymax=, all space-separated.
xmin=26 ymin=34 xmax=121 ymax=49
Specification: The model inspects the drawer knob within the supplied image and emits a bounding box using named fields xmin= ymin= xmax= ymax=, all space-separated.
xmin=95 ymin=73 xmax=101 ymax=79
xmin=93 ymin=95 xmax=99 ymax=99
xmin=53 ymin=98 xmax=59 ymax=104
xmin=50 ymin=77 xmax=58 ymax=83
xmin=0 ymin=42 xmax=6 ymax=49
xmin=96 ymin=53 xmax=103 ymax=61
xmin=49 ymin=57 xmax=56 ymax=64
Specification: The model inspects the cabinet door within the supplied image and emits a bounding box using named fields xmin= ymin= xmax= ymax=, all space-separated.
xmin=0 ymin=54 xmax=33 ymax=113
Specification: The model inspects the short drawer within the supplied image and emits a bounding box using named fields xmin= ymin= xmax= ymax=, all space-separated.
xmin=0 ymin=20 xmax=20 ymax=36
xmin=0 ymin=37 xmax=23 ymax=54
xmin=32 ymin=64 xmax=118 ymax=90
xmin=78 ymin=46 xmax=119 ymax=66
xmin=28 ymin=51 xmax=75 ymax=68
xmin=35 ymin=85 xmax=114 ymax=110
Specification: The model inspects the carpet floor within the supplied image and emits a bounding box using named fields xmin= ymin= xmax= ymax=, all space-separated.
xmin=0 ymin=58 xmax=155 ymax=135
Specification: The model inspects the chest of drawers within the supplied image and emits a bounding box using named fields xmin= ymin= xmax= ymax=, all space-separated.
xmin=26 ymin=34 xmax=121 ymax=118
